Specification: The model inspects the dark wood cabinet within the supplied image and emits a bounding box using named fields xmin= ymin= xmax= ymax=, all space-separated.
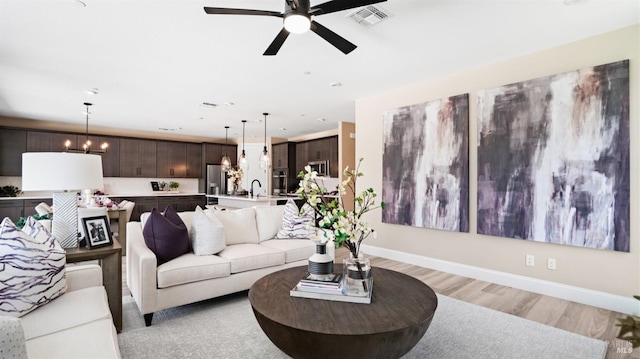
xmin=120 ymin=139 xmax=157 ymax=177
xmin=272 ymin=142 xmax=298 ymax=193
xmin=203 ymin=143 xmax=238 ymax=166
xmin=0 ymin=129 xmax=27 ymax=176
xmin=294 ymin=136 xmax=338 ymax=177
xmin=22 ymin=198 xmax=53 ymax=217
xmin=157 ymin=195 xmax=205 ymax=213
xmin=86 ymin=135 xmax=120 ymax=177
xmin=185 ymin=143 xmax=202 ymax=178
xmin=113 ymin=196 xmax=158 ymax=222
xmin=27 ymin=130 xmax=78 ymax=152
xmin=157 ymin=141 xmax=186 ymax=178
xmin=0 ymin=199 xmax=24 ymax=222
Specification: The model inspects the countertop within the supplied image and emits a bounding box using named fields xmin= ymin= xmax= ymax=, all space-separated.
xmin=0 ymin=192 xmax=207 ymax=201
xmin=206 ymin=194 xmax=280 ymax=202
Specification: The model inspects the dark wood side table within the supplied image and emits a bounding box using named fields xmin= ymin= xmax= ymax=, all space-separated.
xmin=249 ymin=265 xmax=438 ymax=359
xmin=65 ymin=239 xmax=122 ymax=332
xmin=107 ymin=208 xmax=127 ymax=256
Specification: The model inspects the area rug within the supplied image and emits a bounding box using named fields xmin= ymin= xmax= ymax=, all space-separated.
xmin=118 ymin=292 xmax=607 ymax=359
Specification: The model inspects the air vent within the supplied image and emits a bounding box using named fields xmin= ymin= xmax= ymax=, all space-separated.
xmin=346 ymin=5 xmax=391 ymax=27
xmin=201 ymin=102 xmax=218 ymax=107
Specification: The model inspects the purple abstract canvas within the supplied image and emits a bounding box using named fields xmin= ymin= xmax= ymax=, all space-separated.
xmin=382 ymin=94 xmax=469 ymax=232
xmin=477 ymin=60 xmax=629 ymax=252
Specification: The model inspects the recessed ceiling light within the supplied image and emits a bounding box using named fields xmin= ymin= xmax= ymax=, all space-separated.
xmin=330 ymin=82 xmax=342 ymax=87
xmin=223 ymin=102 xmax=235 ymax=106
xmin=74 ymin=0 xmax=87 ymax=7
xmin=85 ymin=88 xmax=98 ymax=95
xmin=278 ymin=128 xmax=287 ymax=131
xmin=318 ymin=118 xmax=326 ymax=122
xmin=303 ymin=71 xmax=311 ymax=75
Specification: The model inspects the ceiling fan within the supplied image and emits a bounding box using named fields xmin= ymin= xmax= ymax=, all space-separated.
xmin=204 ymin=0 xmax=387 ymax=55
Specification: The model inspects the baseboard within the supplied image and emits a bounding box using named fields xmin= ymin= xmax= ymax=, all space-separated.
xmin=361 ymin=244 xmax=639 ymax=315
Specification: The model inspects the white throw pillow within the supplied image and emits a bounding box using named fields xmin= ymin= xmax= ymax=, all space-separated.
xmin=0 ymin=316 xmax=27 ymax=359
xmin=189 ymin=206 xmax=226 ymax=255
xmin=254 ymin=206 xmax=286 ymax=242
xmin=0 ymin=217 xmax=67 ymax=317
xmin=213 ymin=208 xmax=260 ymax=245
xmin=276 ymin=199 xmax=316 ymax=239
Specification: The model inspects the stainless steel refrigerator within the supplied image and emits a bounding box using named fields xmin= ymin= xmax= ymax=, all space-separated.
xmin=206 ymin=165 xmax=227 ymax=196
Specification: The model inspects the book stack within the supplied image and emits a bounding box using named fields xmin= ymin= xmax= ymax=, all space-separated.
xmin=295 ymin=272 xmax=344 ymax=295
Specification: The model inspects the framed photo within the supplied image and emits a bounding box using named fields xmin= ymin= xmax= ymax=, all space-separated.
xmin=81 ymin=215 xmax=113 ymax=249
xmin=150 ymin=181 xmax=160 ymax=191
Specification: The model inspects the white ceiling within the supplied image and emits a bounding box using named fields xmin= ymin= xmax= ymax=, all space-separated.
xmin=0 ymin=0 xmax=638 ymax=141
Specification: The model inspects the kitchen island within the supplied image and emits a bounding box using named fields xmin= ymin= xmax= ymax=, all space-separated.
xmin=206 ymin=194 xmax=293 ymax=209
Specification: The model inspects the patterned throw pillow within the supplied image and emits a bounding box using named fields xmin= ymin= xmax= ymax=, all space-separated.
xmin=143 ymin=206 xmax=190 ymax=264
xmin=189 ymin=206 xmax=226 ymax=256
xmin=0 ymin=316 xmax=27 ymax=359
xmin=0 ymin=217 xmax=67 ymax=318
xmin=276 ymin=199 xmax=316 ymax=239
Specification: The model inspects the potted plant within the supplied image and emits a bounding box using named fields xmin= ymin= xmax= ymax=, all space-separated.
xmin=169 ymin=181 xmax=179 ymax=191
xmin=617 ymin=295 xmax=640 ymax=348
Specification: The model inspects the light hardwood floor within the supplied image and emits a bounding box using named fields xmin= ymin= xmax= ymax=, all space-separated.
xmin=121 ymin=248 xmax=637 ymax=358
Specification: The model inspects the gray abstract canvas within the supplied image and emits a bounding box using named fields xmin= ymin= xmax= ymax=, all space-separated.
xmin=477 ymin=60 xmax=630 ymax=252
xmin=382 ymin=94 xmax=469 ymax=232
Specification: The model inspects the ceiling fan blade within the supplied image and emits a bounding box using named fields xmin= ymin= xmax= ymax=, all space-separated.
xmin=310 ymin=0 xmax=386 ymax=16
xmin=203 ymin=7 xmax=283 ymax=17
xmin=310 ymin=21 xmax=356 ymax=54
xmin=263 ymin=28 xmax=291 ymax=56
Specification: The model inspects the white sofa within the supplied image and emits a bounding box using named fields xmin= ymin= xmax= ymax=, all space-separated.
xmin=21 ymin=264 xmax=121 ymax=358
xmin=126 ymin=205 xmax=318 ymax=326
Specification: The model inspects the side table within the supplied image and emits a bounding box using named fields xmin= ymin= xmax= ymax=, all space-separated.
xmin=65 ymin=239 xmax=122 ymax=332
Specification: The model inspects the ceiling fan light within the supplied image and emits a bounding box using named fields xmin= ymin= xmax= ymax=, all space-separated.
xmin=284 ymin=13 xmax=310 ymax=34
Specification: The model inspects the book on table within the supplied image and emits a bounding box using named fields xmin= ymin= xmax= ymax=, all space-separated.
xmin=290 ymin=280 xmax=373 ymax=304
xmin=300 ymin=272 xmax=342 ymax=286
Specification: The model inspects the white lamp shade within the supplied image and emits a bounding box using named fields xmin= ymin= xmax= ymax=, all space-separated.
xmin=22 ymin=152 xmax=104 ymax=191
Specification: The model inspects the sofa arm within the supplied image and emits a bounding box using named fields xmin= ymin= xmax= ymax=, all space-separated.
xmin=126 ymin=221 xmax=159 ymax=314
xmin=66 ymin=264 xmax=103 ymax=292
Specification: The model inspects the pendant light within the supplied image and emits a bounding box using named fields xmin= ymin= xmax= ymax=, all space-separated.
xmin=221 ymin=126 xmax=231 ymax=172
xmin=64 ymin=102 xmax=108 ymax=154
xmin=238 ymin=120 xmax=249 ymax=171
xmin=259 ymin=112 xmax=270 ymax=169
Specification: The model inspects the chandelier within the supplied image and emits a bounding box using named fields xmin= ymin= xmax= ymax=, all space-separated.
xmin=65 ymin=102 xmax=108 ymax=154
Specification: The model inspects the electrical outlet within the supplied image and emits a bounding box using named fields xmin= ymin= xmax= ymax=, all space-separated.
xmin=547 ymin=258 xmax=556 ymax=270
xmin=525 ymin=255 xmax=535 ymax=267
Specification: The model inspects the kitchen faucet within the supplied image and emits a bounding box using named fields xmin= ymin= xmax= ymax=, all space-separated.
xmin=250 ymin=179 xmax=262 ymax=198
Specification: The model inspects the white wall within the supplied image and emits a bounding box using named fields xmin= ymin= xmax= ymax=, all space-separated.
xmin=355 ymin=25 xmax=639 ymax=302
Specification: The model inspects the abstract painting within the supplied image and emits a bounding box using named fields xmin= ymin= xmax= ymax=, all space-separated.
xmin=477 ymin=60 xmax=629 ymax=252
xmin=382 ymin=94 xmax=469 ymax=232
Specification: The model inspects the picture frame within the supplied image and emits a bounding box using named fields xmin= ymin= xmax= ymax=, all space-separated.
xmin=150 ymin=181 xmax=160 ymax=191
xmin=81 ymin=215 xmax=113 ymax=249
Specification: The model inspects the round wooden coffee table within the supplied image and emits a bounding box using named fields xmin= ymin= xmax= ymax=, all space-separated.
xmin=248 ymin=265 xmax=438 ymax=359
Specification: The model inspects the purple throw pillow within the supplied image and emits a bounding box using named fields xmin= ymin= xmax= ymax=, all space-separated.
xmin=142 ymin=207 xmax=190 ymax=264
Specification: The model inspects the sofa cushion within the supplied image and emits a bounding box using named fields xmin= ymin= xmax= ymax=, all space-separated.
xmin=143 ymin=207 xmax=190 ymax=264
xmin=189 ymin=206 xmax=226 ymax=256
xmin=25 ymin=318 xmax=120 ymax=359
xmin=157 ymin=253 xmax=231 ymax=288
xmin=213 ymin=208 xmax=260 ymax=245
xmin=260 ymin=239 xmax=316 ymax=263
xmin=254 ymin=205 xmax=285 ymax=242
xmin=0 ymin=316 xmax=27 ymax=359
xmin=217 ymin=244 xmax=285 ymax=274
xmin=276 ymin=199 xmax=316 ymax=239
xmin=20 ymin=286 xmax=110 ymax=340
xmin=0 ymin=217 xmax=67 ymax=318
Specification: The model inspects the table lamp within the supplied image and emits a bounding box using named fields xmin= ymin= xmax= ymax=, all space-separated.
xmin=22 ymin=152 xmax=104 ymax=248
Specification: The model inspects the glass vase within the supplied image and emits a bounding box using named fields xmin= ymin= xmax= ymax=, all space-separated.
xmin=343 ymin=254 xmax=372 ymax=297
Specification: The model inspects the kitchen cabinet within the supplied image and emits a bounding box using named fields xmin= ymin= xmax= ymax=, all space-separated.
xmin=158 ymin=195 xmax=205 ymax=212
xmin=185 ymin=143 xmax=202 ymax=178
xmin=119 ymin=139 xmax=157 ymax=177
xmin=86 ymin=135 xmax=120 ymax=177
xmin=27 ymin=130 xmax=78 ymax=152
xmin=272 ymin=142 xmax=297 ymax=193
xmin=112 ymin=196 xmax=158 ymax=222
xmin=203 ymin=143 xmax=237 ymax=166
xmin=0 ymin=129 xmax=27 ymax=176
xmin=157 ymin=141 xmax=186 ymax=178
xmin=22 ymin=198 xmax=53 ymax=217
xmin=0 ymin=199 xmax=24 ymax=222
xmin=294 ymin=136 xmax=338 ymax=177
